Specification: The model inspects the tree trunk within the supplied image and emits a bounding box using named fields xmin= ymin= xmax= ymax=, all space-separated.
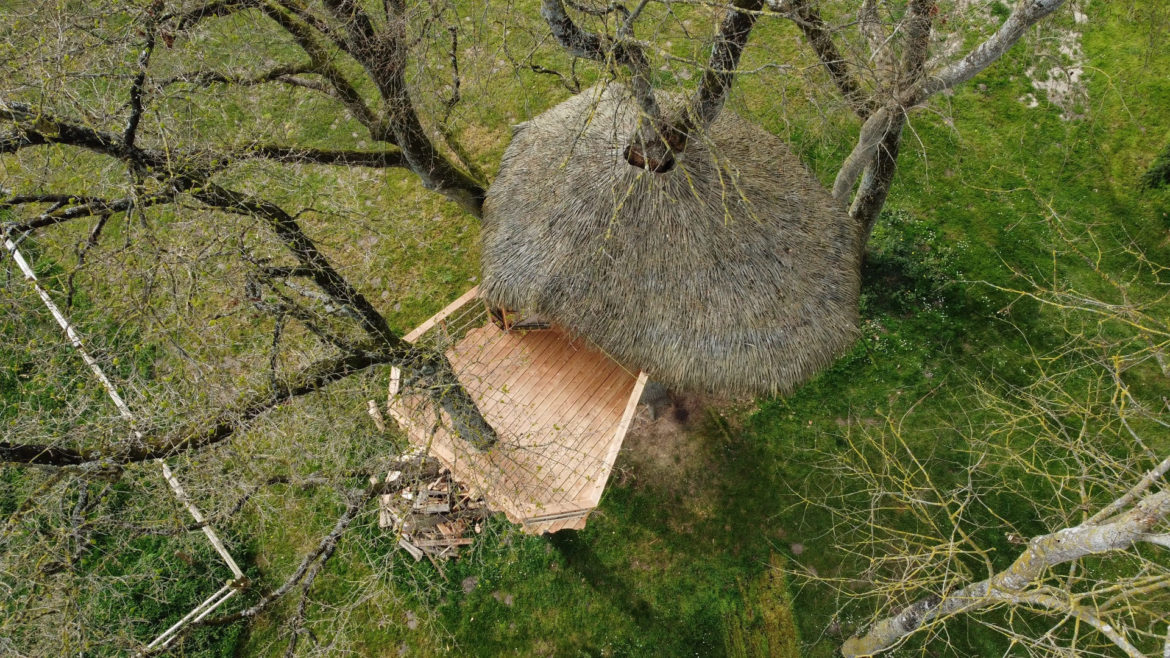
xmin=405 ymin=353 xmax=498 ymax=451
xmin=849 ymin=109 xmax=906 ymax=245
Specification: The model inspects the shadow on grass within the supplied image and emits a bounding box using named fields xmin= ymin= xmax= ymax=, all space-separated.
xmin=548 ymin=530 xmax=656 ymax=629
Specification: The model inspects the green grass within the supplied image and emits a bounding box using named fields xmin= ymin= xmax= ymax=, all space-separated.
xmin=213 ymin=2 xmax=1170 ymax=655
xmin=5 ymin=1 xmax=1170 ymax=656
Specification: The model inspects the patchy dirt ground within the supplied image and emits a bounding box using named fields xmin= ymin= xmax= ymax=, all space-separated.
xmin=1021 ymin=1 xmax=1090 ymax=120
xmin=936 ymin=0 xmax=1091 ymax=121
xmin=614 ymin=391 xmax=745 ymax=496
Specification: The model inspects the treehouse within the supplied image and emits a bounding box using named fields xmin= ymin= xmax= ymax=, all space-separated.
xmin=387 ymin=287 xmax=647 ymax=534
xmin=388 ymin=84 xmax=861 ymax=534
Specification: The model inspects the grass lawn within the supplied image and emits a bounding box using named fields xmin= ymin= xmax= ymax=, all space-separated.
xmin=4 ymin=1 xmax=1169 ymax=656
xmin=237 ymin=3 xmax=1170 ymax=655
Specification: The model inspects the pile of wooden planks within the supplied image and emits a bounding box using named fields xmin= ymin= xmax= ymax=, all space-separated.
xmin=376 ymin=451 xmax=489 ymax=561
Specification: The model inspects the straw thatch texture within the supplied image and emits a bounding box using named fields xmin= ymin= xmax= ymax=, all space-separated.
xmin=480 ymin=84 xmax=861 ymax=395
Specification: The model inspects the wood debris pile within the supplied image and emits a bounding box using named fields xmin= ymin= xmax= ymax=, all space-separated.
xmin=376 ymin=451 xmax=488 ymax=561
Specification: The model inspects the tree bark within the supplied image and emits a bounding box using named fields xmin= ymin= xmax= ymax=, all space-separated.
xmin=842 ymin=490 xmax=1170 ymax=657
xmin=786 ymin=0 xmax=874 ymax=118
xmin=849 ymin=107 xmax=905 ymax=243
xmin=832 ymin=0 xmax=1069 ymax=240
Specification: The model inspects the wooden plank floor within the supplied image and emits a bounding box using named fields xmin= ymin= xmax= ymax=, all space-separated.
xmin=390 ymin=323 xmax=638 ymax=525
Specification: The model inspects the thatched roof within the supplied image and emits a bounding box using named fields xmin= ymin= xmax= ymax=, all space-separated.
xmin=480 ymin=84 xmax=861 ymax=395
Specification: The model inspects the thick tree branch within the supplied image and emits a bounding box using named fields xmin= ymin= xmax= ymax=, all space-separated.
xmin=842 ymin=490 xmax=1170 ymax=656
xmin=784 ymin=1 xmax=874 ymax=118
xmin=683 ymin=0 xmax=766 ymax=139
xmin=194 ymin=184 xmax=497 ymax=448
xmin=238 ymin=144 xmax=409 ymax=169
xmin=898 ymin=0 xmax=934 ymax=93
xmin=1089 ymin=452 xmax=1170 ymax=524
xmin=318 ymin=0 xmax=486 ymax=215
xmin=620 ymin=0 xmax=767 ymax=172
xmin=831 ymin=105 xmax=892 ymax=203
xmin=274 ymin=0 xmax=357 ymax=58
xmin=166 ymin=0 xmax=259 ymax=32
xmin=123 ymin=4 xmax=160 ymax=150
xmin=160 ymin=62 xmax=313 ymax=90
xmin=258 ymin=3 xmax=384 ymax=134
xmin=848 ymin=108 xmax=905 ymax=241
xmin=842 ymin=0 xmax=931 ymax=235
xmin=906 ymin=0 xmax=1068 ymax=106
xmin=0 ymin=348 xmax=398 ymax=467
xmin=0 ymin=100 xmax=170 ymax=170
xmin=192 ymin=183 xmax=401 ymax=346
xmin=540 ymin=0 xmax=662 ymax=135
xmin=833 ymin=0 xmax=1067 ymax=236
xmin=2 ymin=190 xmax=182 ymax=233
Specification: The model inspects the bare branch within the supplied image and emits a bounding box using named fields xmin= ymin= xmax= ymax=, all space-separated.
xmin=540 ymin=0 xmax=668 ymax=168
xmin=197 ymin=483 xmax=374 ymax=627
xmin=3 ymin=188 xmax=185 ymax=234
xmin=1013 ymin=588 xmax=1146 ymax=658
xmin=317 ymin=0 xmax=487 ymax=214
xmin=258 ymin=3 xmax=384 ymax=134
xmin=832 ymin=0 xmax=1068 ymax=232
xmin=1088 ymin=452 xmax=1170 ymax=524
xmin=784 ymin=1 xmax=875 ymax=118
xmin=837 ymin=0 xmax=932 ymax=234
xmin=683 ymin=0 xmax=767 ymax=137
xmin=0 ymin=100 xmax=168 ymax=169
xmin=166 ymin=0 xmax=259 ymax=33
xmin=858 ymin=0 xmax=896 ymax=87
xmin=541 ymin=0 xmax=657 ymax=113
xmin=159 ymin=62 xmax=313 ymax=90
xmin=236 ymin=144 xmax=409 ymax=169
xmin=191 ymin=183 xmax=401 ymax=346
xmin=842 ymin=490 xmax=1170 ymax=656
xmin=0 ymin=347 xmax=398 ymax=468
xmin=1141 ymin=534 xmax=1170 ymax=550
xmin=273 ymin=0 xmax=356 ymax=58
xmin=193 ymin=184 xmax=498 ymax=448
xmin=123 ymin=4 xmax=160 ymax=150
xmin=898 ymin=0 xmax=934 ymax=93
xmin=907 ymin=0 xmax=1069 ymax=106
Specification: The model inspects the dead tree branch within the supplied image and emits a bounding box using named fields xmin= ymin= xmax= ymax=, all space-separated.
xmin=198 ymin=483 xmax=376 ymax=627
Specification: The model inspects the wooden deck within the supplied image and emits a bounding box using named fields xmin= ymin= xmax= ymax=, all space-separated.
xmin=387 ymin=289 xmax=645 ymax=534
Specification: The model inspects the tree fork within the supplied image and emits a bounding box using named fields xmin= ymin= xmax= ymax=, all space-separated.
xmin=626 ymin=0 xmax=766 ymax=173
xmin=194 ymin=184 xmax=498 ymax=449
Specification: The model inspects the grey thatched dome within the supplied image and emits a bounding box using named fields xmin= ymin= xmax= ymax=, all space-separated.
xmin=480 ymin=84 xmax=861 ymax=395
